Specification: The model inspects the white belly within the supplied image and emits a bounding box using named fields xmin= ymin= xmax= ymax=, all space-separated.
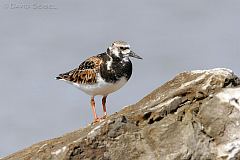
xmin=73 ymin=77 xmax=128 ymax=96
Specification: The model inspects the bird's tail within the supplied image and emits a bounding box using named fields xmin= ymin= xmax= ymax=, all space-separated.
xmin=55 ymin=75 xmax=63 ymax=80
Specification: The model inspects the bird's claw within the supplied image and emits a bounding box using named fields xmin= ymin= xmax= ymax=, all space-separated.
xmin=93 ymin=115 xmax=108 ymax=123
xmin=93 ymin=117 xmax=101 ymax=123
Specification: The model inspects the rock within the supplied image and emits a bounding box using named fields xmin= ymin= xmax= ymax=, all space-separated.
xmin=2 ymin=68 xmax=240 ymax=160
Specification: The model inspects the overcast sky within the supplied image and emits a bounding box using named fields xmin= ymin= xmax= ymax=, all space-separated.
xmin=0 ymin=0 xmax=240 ymax=157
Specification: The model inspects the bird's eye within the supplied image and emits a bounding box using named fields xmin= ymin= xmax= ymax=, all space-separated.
xmin=120 ymin=47 xmax=124 ymax=50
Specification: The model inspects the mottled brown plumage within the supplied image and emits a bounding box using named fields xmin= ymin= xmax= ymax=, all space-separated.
xmin=56 ymin=56 xmax=102 ymax=84
xmin=56 ymin=41 xmax=142 ymax=123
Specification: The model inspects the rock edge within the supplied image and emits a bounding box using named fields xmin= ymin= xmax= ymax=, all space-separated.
xmin=3 ymin=68 xmax=240 ymax=160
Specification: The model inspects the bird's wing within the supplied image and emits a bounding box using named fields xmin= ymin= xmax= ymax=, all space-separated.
xmin=56 ymin=56 xmax=102 ymax=84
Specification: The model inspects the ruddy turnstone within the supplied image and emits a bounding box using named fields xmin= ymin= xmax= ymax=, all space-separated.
xmin=56 ymin=41 xmax=142 ymax=123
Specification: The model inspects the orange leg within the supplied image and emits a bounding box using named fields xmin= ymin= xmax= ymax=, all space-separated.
xmin=102 ymin=96 xmax=107 ymax=119
xmin=90 ymin=96 xmax=100 ymax=122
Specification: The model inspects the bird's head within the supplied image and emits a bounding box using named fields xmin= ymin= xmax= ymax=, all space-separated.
xmin=107 ymin=40 xmax=142 ymax=60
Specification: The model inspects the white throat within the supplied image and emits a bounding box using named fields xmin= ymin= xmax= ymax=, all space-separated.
xmin=123 ymin=57 xmax=130 ymax=62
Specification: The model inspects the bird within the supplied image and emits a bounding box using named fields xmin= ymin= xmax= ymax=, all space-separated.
xmin=56 ymin=40 xmax=142 ymax=123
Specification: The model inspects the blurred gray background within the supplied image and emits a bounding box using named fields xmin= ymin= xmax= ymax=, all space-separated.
xmin=0 ymin=0 xmax=240 ymax=157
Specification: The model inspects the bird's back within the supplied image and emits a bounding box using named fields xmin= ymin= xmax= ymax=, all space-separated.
xmin=56 ymin=55 xmax=102 ymax=85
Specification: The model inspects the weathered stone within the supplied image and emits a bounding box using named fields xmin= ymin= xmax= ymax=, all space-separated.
xmin=2 ymin=68 xmax=240 ymax=160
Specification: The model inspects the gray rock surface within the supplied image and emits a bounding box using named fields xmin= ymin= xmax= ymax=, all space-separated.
xmin=2 ymin=68 xmax=240 ymax=160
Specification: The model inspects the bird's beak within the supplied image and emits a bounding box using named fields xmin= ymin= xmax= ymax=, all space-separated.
xmin=129 ymin=51 xmax=143 ymax=59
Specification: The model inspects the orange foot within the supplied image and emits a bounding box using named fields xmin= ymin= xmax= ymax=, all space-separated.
xmin=93 ymin=115 xmax=108 ymax=124
xmin=93 ymin=117 xmax=101 ymax=123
